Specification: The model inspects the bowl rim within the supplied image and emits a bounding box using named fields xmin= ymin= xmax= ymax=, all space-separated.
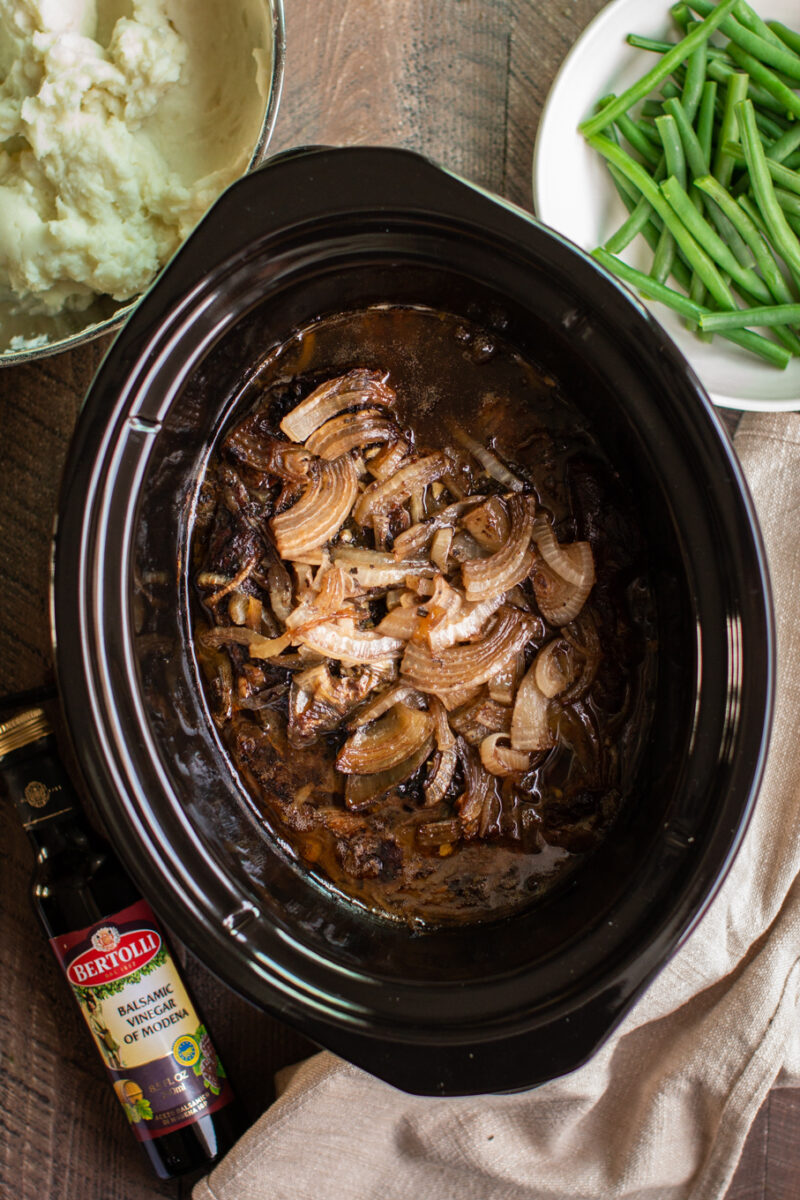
xmin=0 ymin=0 xmax=286 ymax=367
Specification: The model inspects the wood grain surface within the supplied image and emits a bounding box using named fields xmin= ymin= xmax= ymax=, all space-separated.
xmin=0 ymin=2 xmax=796 ymax=1198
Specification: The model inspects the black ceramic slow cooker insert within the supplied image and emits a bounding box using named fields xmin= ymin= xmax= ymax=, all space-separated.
xmin=52 ymin=147 xmax=773 ymax=1096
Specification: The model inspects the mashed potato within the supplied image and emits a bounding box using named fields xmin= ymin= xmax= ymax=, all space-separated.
xmin=0 ymin=0 xmax=271 ymax=318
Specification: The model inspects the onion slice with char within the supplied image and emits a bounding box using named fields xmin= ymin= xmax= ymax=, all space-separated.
xmin=426 ymin=592 xmax=506 ymax=654
xmin=534 ymin=637 xmax=581 ymax=698
xmin=532 ymin=517 xmax=595 ymax=589
xmin=452 ymin=427 xmax=525 ymax=491
xmin=348 ymin=683 xmax=426 ymax=729
xmin=461 ymin=494 xmax=535 ymax=602
xmin=391 ymin=499 xmax=482 ymax=559
xmin=332 ymin=545 xmax=434 ymax=588
xmin=344 ymin=735 xmax=435 ymax=811
xmin=280 ymin=369 xmax=395 ymax=442
xmin=271 ymin=455 xmax=359 ymax=559
xmin=304 ymin=408 xmax=399 ymax=459
xmin=424 ymin=696 xmax=457 ymax=806
xmin=531 ymin=554 xmax=594 ymax=626
xmin=402 ymin=606 xmax=537 ymax=696
xmin=337 ymin=703 xmax=434 ymax=774
xmin=460 ymin=495 xmax=511 ymax=551
xmin=353 ymin=453 xmax=450 ymax=526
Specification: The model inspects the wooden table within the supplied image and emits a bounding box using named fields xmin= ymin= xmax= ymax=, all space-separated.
xmin=0 ymin=2 xmax=798 ymax=1197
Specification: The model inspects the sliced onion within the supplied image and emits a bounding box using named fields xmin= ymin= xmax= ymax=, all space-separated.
xmin=449 ymin=695 xmax=511 ymax=744
xmin=426 ymin=592 xmax=506 ymax=654
xmin=437 ymin=682 xmax=484 ymax=712
xmin=534 ymin=638 xmax=580 ymax=698
xmin=531 ymin=556 xmax=594 ymax=626
xmin=248 ymin=632 xmax=293 ymax=659
xmin=265 ymin=557 xmax=293 ymax=625
xmin=344 ymin=735 xmax=435 ymax=810
xmin=205 ymin=554 xmax=257 ymax=605
xmin=455 ymin=739 xmax=498 ymax=839
xmin=353 ymin=453 xmax=450 ymax=526
xmin=532 ymin=517 xmax=595 ymax=589
xmin=367 ymin=438 xmax=410 ymax=482
xmin=480 ymin=732 xmax=530 ymax=776
xmin=424 ymin=696 xmax=458 ymax=806
xmin=488 ymin=649 xmax=524 ymax=704
xmin=304 ymin=408 xmax=398 ymax=459
xmin=332 ymin=545 xmax=434 ymax=588
xmin=280 ymin=369 xmax=395 ymax=442
xmin=337 ymin=703 xmax=434 ymax=774
xmin=271 ymin=455 xmax=359 ymax=559
xmin=452 ymin=427 xmax=525 ymax=491
xmin=348 ymin=683 xmax=426 ymax=729
xmin=430 ymin=526 xmax=453 ymax=571
xmin=461 ymin=494 xmax=535 ymax=602
xmin=296 ymin=618 xmax=404 ymax=664
xmin=402 ymin=607 xmax=536 ymax=695
xmin=511 ymin=661 xmax=554 ymax=751
xmin=460 ymin=495 xmax=511 ymax=551
xmin=285 ymin=566 xmax=361 ymax=632
xmin=376 ymin=605 xmax=422 ymax=640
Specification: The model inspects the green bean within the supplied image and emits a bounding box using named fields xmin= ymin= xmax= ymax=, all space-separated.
xmin=766 ymin=125 xmax=800 ymax=165
xmin=767 ymin=21 xmax=800 ymax=57
xmin=579 ymin=0 xmax=739 ymax=137
xmin=627 ymin=35 xmax=674 ymax=54
xmin=730 ymin=3 xmax=790 ymax=52
xmin=605 ymin=195 xmax=655 ymax=253
xmin=664 ymin=96 xmax=755 ymax=266
xmin=698 ymin=303 xmax=800 ymax=330
xmin=705 ymin=55 xmax=789 ymax=116
xmin=697 ymin=80 xmax=718 ymax=161
xmin=773 ymin=187 xmax=800 ymax=220
xmin=682 ymin=22 xmax=708 ymax=122
xmin=686 ymin=0 xmax=800 ymax=81
xmin=591 ymin=248 xmax=791 ymax=366
xmin=615 ymin=111 xmax=662 ymax=165
xmin=587 ymin=134 xmax=738 ymax=309
xmin=671 ymin=3 xmax=692 ymax=32
xmin=737 ymin=99 xmax=800 ymax=282
xmin=660 ymin=175 xmax=773 ymax=302
xmin=722 ymin=140 xmax=800 ymax=196
xmin=727 ymin=43 xmax=800 ymax=120
xmin=652 ymin=223 xmax=677 ymax=282
xmin=713 ymin=71 xmax=749 ymax=185
xmin=655 ymin=114 xmax=687 ymax=186
xmin=694 ymin=174 xmax=797 ymax=305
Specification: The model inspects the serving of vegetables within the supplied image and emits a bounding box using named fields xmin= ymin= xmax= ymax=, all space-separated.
xmin=580 ymin=0 xmax=800 ymax=368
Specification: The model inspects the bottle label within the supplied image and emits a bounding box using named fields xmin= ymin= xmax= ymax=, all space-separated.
xmin=50 ymin=899 xmax=234 ymax=1141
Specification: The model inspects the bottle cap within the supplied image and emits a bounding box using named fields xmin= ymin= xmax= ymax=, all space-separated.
xmin=0 ymin=707 xmax=53 ymax=760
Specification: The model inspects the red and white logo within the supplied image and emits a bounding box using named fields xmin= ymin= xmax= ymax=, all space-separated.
xmin=67 ymin=927 xmax=161 ymax=987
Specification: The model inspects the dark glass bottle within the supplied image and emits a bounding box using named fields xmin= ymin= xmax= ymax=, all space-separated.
xmin=0 ymin=707 xmax=242 ymax=1180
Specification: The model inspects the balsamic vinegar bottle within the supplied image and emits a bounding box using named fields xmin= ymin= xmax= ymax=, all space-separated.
xmin=0 ymin=707 xmax=242 ymax=1180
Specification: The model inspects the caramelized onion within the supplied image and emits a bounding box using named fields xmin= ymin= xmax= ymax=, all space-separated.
xmin=353 ymin=453 xmax=450 ymax=526
xmin=461 ymin=494 xmax=535 ymax=603
xmin=332 ymin=545 xmax=434 ymax=588
xmin=488 ymin=650 xmax=524 ymax=705
xmin=304 ymin=408 xmax=398 ymax=459
xmin=337 ymin=703 xmax=434 ymax=774
xmin=534 ymin=638 xmax=580 ymax=698
xmin=296 ymin=618 xmax=404 ymax=664
xmin=452 ymin=427 xmax=525 ymax=491
xmin=280 ymin=369 xmax=395 ymax=442
xmin=392 ymin=500 xmax=481 ymax=559
xmin=532 ymin=518 xmax=595 ymax=589
xmin=271 ymin=456 xmax=359 ymax=559
xmin=225 ymin=421 xmax=315 ymax=481
xmin=531 ymin=556 xmax=594 ymax=626
xmin=348 ymin=684 xmax=426 ymax=729
xmin=449 ymin=695 xmax=511 ymax=745
xmin=424 ymin=697 xmax=457 ymax=806
xmin=376 ymin=605 xmax=422 ymax=640
xmin=402 ymin=607 xmax=536 ymax=696
xmin=426 ymin=593 xmax=506 ymax=654
xmin=510 ymin=661 xmax=554 ymax=751
xmin=455 ymin=739 xmax=497 ymax=838
xmin=416 ymin=818 xmax=461 ymax=848
xmin=366 ymin=438 xmax=410 ymax=482
xmin=345 ymin=735 xmax=435 ymax=810
xmin=460 ymin=495 xmax=511 ymax=550
xmin=285 ymin=566 xmax=360 ymax=632
xmin=430 ymin=526 xmax=453 ymax=571
xmin=480 ymin=732 xmax=530 ymax=776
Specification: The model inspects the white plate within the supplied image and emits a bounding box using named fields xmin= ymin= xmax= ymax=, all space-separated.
xmin=533 ymin=0 xmax=800 ymax=411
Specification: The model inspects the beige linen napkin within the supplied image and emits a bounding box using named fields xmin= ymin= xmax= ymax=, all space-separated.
xmin=195 ymin=412 xmax=800 ymax=1200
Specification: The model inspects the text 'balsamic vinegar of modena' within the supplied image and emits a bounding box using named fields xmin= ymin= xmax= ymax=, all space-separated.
xmin=0 ymin=707 xmax=243 ymax=1179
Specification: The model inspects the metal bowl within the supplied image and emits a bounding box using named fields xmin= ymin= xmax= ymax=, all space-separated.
xmin=0 ymin=0 xmax=285 ymax=367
